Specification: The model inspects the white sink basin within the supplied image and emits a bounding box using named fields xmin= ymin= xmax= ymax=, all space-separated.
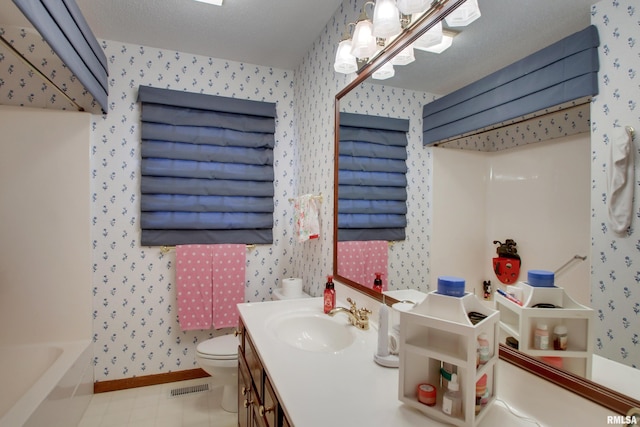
xmin=267 ymin=311 xmax=356 ymax=353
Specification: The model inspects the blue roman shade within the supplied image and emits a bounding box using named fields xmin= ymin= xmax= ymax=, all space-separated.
xmin=338 ymin=112 xmax=409 ymax=241
xmin=12 ymin=0 xmax=109 ymax=113
xmin=423 ymin=25 xmax=599 ymax=146
xmin=138 ymin=85 xmax=277 ymax=246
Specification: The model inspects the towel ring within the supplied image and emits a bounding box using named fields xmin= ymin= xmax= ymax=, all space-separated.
xmin=626 ymin=126 xmax=635 ymax=139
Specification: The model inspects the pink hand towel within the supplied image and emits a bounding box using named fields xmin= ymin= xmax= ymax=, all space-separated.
xmin=337 ymin=241 xmax=388 ymax=290
xmin=211 ymin=244 xmax=246 ymax=329
xmin=337 ymin=241 xmax=367 ymax=286
xmin=362 ymin=240 xmax=388 ymax=292
xmin=176 ymin=244 xmax=214 ymax=331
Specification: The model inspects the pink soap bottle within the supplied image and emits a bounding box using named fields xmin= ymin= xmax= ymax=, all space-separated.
xmin=373 ymin=272 xmax=383 ymax=293
xmin=323 ymin=275 xmax=336 ymax=314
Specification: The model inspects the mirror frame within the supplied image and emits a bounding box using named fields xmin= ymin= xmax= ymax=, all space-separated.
xmin=333 ymin=0 xmax=640 ymax=415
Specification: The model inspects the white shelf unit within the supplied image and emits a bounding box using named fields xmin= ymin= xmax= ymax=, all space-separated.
xmin=495 ymin=281 xmax=593 ymax=378
xmin=398 ymin=292 xmax=499 ymax=427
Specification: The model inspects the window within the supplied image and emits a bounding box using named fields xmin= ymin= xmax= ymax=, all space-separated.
xmin=338 ymin=112 xmax=409 ymax=241
xmin=138 ymin=85 xmax=276 ymax=246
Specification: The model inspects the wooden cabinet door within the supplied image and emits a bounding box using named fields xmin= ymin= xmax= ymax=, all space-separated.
xmin=238 ymin=351 xmax=252 ymax=427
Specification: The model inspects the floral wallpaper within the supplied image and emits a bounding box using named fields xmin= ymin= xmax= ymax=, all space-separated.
xmin=89 ymin=43 xmax=300 ymax=380
xmin=591 ymin=0 xmax=640 ymax=369
xmin=439 ymin=99 xmax=591 ymax=152
xmin=0 ymin=26 xmax=102 ymax=113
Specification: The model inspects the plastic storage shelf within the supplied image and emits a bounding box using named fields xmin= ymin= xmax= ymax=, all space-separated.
xmin=495 ymin=281 xmax=593 ymax=378
xmin=398 ymin=292 xmax=499 ymax=427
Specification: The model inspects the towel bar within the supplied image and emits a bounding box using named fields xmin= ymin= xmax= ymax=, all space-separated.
xmin=159 ymin=244 xmax=257 ymax=254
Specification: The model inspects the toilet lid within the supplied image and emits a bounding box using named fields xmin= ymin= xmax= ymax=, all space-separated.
xmin=196 ymin=334 xmax=239 ymax=360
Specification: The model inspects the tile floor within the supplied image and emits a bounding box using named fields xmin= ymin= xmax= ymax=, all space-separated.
xmin=77 ymin=378 xmax=236 ymax=427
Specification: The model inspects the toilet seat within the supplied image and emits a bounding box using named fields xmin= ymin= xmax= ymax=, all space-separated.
xmin=196 ymin=334 xmax=239 ymax=360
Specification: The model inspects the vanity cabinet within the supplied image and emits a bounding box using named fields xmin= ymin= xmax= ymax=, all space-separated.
xmin=398 ymin=292 xmax=499 ymax=427
xmin=495 ymin=282 xmax=593 ymax=378
xmin=238 ymin=318 xmax=292 ymax=427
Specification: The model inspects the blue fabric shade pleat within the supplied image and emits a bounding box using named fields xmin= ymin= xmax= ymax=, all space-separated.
xmin=138 ymin=85 xmax=276 ymax=246
xmin=338 ymin=112 xmax=409 ymax=242
xmin=422 ymin=25 xmax=600 ymax=145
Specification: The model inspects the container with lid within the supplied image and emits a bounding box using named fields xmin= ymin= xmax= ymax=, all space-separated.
xmin=437 ymin=276 xmax=465 ymax=297
xmin=417 ymin=383 xmax=436 ymax=406
xmin=534 ymin=323 xmax=549 ymax=350
xmin=527 ymin=270 xmax=555 ymax=287
xmin=553 ymin=325 xmax=568 ymax=350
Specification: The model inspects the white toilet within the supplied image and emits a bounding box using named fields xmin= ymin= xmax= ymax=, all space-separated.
xmin=195 ymin=287 xmax=311 ymax=413
xmin=196 ymin=334 xmax=240 ymax=412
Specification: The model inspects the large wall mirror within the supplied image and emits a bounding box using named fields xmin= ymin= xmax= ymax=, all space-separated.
xmin=333 ymin=0 xmax=640 ymax=415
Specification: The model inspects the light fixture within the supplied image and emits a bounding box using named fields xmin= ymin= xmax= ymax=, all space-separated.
xmin=372 ymin=61 xmax=395 ymax=80
xmin=413 ymin=19 xmax=443 ymax=51
xmin=334 ymin=23 xmax=358 ymax=74
xmin=390 ymin=36 xmax=415 ymax=66
xmin=445 ymin=0 xmax=481 ymax=26
xmin=351 ymin=2 xmax=377 ymax=60
xmin=334 ymin=0 xmax=481 ymax=76
xmin=395 ymin=0 xmax=430 ymax=15
xmin=372 ymin=0 xmax=402 ymax=39
xmin=193 ymin=0 xmax=223 ymax=5
xmin=419 ymin=29 xmax=457 ymax=53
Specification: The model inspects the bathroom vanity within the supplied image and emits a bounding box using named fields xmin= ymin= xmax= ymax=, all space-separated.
xmin=236 ymin=297 xmax=561 ymax=427
xmin=238 ymin=317 xmax=291 ymax=427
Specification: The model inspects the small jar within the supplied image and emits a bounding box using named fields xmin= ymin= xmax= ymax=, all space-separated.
xmin=534 ymin=323 xmax=549 ymax=350
xmin=417 ymin=383 xmax=436 ymax=406
xmin=553 ymin=325 xmax=568 ymax=351
xmin=477 ymin=332 xmax=490 ymax=366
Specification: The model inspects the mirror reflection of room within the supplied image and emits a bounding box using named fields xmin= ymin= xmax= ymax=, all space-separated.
xmin=335 ymin=0 xmax=640 ymax=406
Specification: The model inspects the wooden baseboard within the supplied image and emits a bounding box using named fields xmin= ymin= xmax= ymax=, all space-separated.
xmin=94 ymin=368 xmax=210 ymax=393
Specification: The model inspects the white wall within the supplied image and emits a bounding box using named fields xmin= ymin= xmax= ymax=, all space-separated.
xmin=432 ymin=133 xmax=591 ymax=303
xmin=0 ymin=105 xmax=91 ymax=344
xmin=431 ymin=147 xmax=488 ymax=291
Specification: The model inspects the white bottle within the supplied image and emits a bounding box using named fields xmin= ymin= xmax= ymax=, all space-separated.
xmin=534 ymin=323 xmax=549 ymax=350
xmin=442 ymin=373 xmax=462 ymax=417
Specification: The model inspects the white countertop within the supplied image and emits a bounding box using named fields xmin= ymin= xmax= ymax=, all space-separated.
xmin=238 ymin=297 xmax=542 ymax=427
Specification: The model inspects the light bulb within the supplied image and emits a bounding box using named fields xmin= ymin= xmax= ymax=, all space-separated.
xmin=334 ymin=39 xmax=358 ymax=74
xmin=372 ymin=0 xmax=401 ymax=39
xmin=445 ymin=0 xmax=481 ymax=27
xmin=372 ymin=62 xmax=395 ymax=80
xmin=414 ymin=20 xmax=443 ymax=51
xmin=351 ymin=19 xmax=377 ymax=59
xmin=395 ymin=0 xmax=430 ymax=15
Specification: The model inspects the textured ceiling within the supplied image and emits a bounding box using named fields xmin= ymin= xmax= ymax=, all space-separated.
xmin=0 ymin=0 xmax=596 ymax=95
xmin=0 ymin=0 xmax=343 ymax=70
xmin=383 ymin=0 xmax=596 ymax=94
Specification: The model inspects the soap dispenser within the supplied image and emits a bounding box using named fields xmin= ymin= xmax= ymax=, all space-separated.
xmin=373 ymin=272 xmax=383 ymax=292
xmin=323 ymin=275 xmax=335 ymax=314
xmin=442 ymin=373 xmax=462 ymax=417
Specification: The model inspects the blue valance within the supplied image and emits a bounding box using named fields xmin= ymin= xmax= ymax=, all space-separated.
xmin=12 ymin=0 xmax=109 ymax=113
xmin=138 ymin=86 xmax=276 ymax=246
xmin=423 ymin=25 xmax=599 ymax=145
xmin=338 ymin=112 xmax=409 ymax=242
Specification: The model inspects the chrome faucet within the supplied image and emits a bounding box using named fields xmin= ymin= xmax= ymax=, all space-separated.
xmin=328 ymin=297 xmax=371 ymax=330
